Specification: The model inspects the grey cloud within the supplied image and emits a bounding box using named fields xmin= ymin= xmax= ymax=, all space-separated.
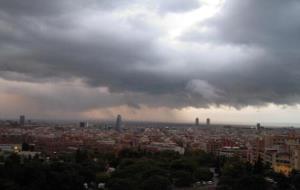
xmin=0 ymin=0 xmax=200 ymax=18
xmin=183 ymin=0 xmax=300 ymax=49
xmin=0 ymin=0 xmax=300 ymax=116
xmin=0 ymin=0 xmax=129 ymax=17
xmin=178 ymin=0 xmax=300 ymax=107
xmin=0 ymin=6 xmax=172 ymax=93
xmin=0 ymin=0 xmax=65 ymax=16
xmin=156 ymin=0 xmax=200 ymax=13
xmin=186 ymin=79 xmax=223 ymax=101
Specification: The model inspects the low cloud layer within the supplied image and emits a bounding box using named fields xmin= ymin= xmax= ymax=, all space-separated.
xmin=0 ymin=0 xmax=300 ymax=120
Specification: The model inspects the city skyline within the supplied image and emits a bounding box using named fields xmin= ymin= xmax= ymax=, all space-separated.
xmin=1 ymin=0 xmax=300 ymax=124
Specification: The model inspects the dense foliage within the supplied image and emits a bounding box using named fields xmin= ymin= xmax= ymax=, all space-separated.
xmin=0 ymin=149 xmax=214 ymax=190
xmin=1 ymin=149 xmax=300 ymax=190
xmin=217 ymin=157 xmax=300 ymax=190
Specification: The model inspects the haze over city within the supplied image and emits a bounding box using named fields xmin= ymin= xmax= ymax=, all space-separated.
xmin=1 ymin=0 xmax=300 ymax=125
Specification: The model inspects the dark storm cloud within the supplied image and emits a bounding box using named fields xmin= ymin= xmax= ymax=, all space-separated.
xmin=0 ymin=3 xmax=165 ymax=90
xmin=184 ymin=0 xmax=300 ymax=49
xmin=0 ymin=0 xmax=130 ymax=16
xmin=1 ymin=0 xmax=300 ymax=113
xmin=0 ymin=0 xmax=64 ymax=16
xmin=0 ymin=0 xmax=200 ymax=17
xmin=0 ymin=0 xmax=196 ymax=115
xmin=179 ymin=0 xmax=300 ymax=107
xmin=0 ymin=0 xmax=198 ymax=96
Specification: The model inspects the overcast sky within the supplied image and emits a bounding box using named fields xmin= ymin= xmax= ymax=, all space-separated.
xmin=1 ymin=0 xmax=300 ymax=125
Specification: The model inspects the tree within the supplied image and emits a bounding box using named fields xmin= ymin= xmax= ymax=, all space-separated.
xmin=218 ymin=158 xmax=270 ymax=190
xmin=170 ymin=159 xmax=196 ymax=173
xmin=235 ymin=175 xmax=268 ymax=190
xmin=107 ymin=178 xmax=136 ymax=190
xmin=96 ymin=172 xmax=110 ymax=183
xmin=5 ymin=153 xmax=21 ymax=167
xmin=172 ymin=170 xmax=194 ymax=187
xmin=75 ymin=149 xmax=89 ymax=163
xmin=22 ymin=142 xmax=30 ymax=151
xmin=194 ymin=168 xmax=213 ymax=181
xmin=141 ymin=175 xmax=171 ymax=190
xmin=0 ymin=179 xmax=19 ymax=190
xmin=291 ymin=171 xmax=300 ymax=190
xmin=253 ymin=156 xmax=264 ymax=175
xmin=269 ymin=172 xmax=291 ymax=190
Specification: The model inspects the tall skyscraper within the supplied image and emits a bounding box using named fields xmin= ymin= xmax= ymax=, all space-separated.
xmin=195 ymin=117 xmax=199 ymax=126
xmin=80 ymin=122 xmax=86 ymax=128
xmin=256 ymin=123 xmax=261 ymax=130
xmin=19 ymin=115 xmax=25 ymax=126
xmin=115 ymin=114 xmax=122 ymax=132
xmin=206 ymin=118 xmax=210 ymax=126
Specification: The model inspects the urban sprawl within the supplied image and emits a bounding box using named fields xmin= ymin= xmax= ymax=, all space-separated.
xmin=1 ymin=115 xmax=299 ymax=177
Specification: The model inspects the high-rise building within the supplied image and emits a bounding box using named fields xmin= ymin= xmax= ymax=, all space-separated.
xmin=195 ymin=117 xmax=199 ymax=126
xmin=115 ymin=114 xmax=122 ymax=131
xmin=80 ymin=122 xmax=86 ymax=128
xmin=206 ymin=118 xmax=210 ymax=126
xmin=256 ymin=123 xmax=261 ymax=129
xmin=19 ymin=115 xmax=25 ymax=126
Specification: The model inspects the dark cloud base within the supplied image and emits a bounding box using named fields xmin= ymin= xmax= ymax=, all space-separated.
xmin=0 ymin=0 xmax=300 ymax=114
